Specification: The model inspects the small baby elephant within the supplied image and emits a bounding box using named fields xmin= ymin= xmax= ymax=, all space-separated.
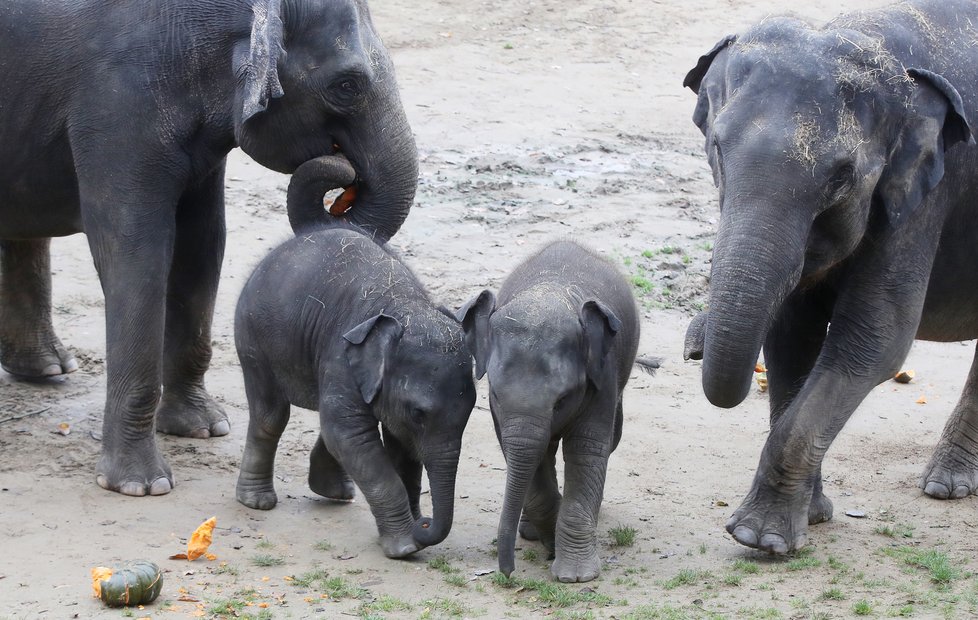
xmin=235 ymin=224 xmax=476 ymax=559
xmin=458 ymin=240 xmax=656 ymax=582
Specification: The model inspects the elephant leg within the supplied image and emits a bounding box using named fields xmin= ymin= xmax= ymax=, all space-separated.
xmin=921 ymin=345 xmax=978 ymax=498
xmin=520 ymin=439 xmax=561 ymax=557
xmin=0 ymin=239 xmax=78 ymax=377
xmin=236 ymin=360 xmax=290 ymax=510
xmin=82 ymin=178 xmax=180 ymax=496
xmin=156 ymin=167 xmax=229 ymax=438
xmin=309 ymin=433 xmax=357 ymax=502
xmin=728 ymin=265 xmax=929 ymax=554
xmin=763 ymin=287 xmax=832 ymax=525
xmin=322 ymin=403 xmax=418 ymax=558
xmin=551 ymin=407 xmax=615 ymax=583
xmin=382 ymin=426 xmax=422 ymax=519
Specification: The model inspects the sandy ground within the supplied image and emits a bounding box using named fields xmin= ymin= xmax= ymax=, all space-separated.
xmin=3 ymin=0 xmax=978 ymax=618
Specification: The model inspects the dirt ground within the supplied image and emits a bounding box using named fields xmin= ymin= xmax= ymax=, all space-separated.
xmin=3 ymin=0 xmax=978 ymax=618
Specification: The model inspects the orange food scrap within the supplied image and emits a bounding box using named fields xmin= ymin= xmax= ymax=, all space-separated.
xmin=187 ymin=516 xmax=217 ymax=561
xmin=205 ymin=553 xmax=217 ymax=561
xmin=329 ymin=186 xmax=357 ymax=216
xmin=754 ymin=363 xmax=767 ymax=373
xmin=91 ymin=566 xmax=113 ymax=598
xmin=916 ymin=396 xmax=927 ymax=404
xmin=894 ymin=369 xmax=915 ymax=384
xmin=258 ymin=603 xmax=270 ymax=609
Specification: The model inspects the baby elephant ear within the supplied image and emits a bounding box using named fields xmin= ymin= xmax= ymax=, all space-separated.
xmin=683 ymin=34 xmax=736 ymax=94
xmin=580 ymin=300 xmax=621 ymax=388
xmin=456 ymin=290 xmax=496 ymax=380
xmin=343 ymin=314 xmax=404 ymax=404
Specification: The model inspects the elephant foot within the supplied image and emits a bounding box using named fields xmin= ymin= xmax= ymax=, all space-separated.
xmin=95 ymin=440 xmax=173 ymax=496
xmin=309 ymin=467 xmax=356 ymax=501
xmin=380 ymin=532 xmax=422 ymax=559
xmin=156 ymin=385 xmax=230 ymax=438
xmin=551 ymin=549 xmax=601 ymax=583
xmin=236 ymin=475 xmax=278 ymax=510
xmin=808 ymin=490 xmax=834 ymax=524
xmin=921 ymin=437 xmax=978 ymax=499
xmin=0 ymin=331 xmax=78 ymax=378
xmin=519 ymin=516 xmax=540 ymax=540
xmin=726 ymin=485 xmax=809 ymax=554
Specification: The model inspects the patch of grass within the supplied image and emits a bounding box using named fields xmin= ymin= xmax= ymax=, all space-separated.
xmin=608 ymin=524 xmax=637 ymax=547
xmin=621 ymin=604 xmax=695 ymax=620
xmin=359 ymin=594 xmax=413 ymax=616
xmin=827 ymin=556 xmax=848 ymax=572
xmin=786 ymin=556 xmax=821 ymax=571
xmin=732 ymin=559 xmax=761 ymax=574
xmin=313 ymin=539 xmax=334 ymax=551
xmin=892 ymin=604 xmax=914 ymax=616
xmin=885 ymin=546 xmax=962 ymax=584
xmin=255 ymin=538 xmax=274 ymax=549
xmin=250 ymin=553 xmax=284 ymax=567
xmin=420 ymin=597 xmax=470 ymax=618
xmin=522 ymin=548 xmax=539 ymax=562
xmin=820 ymin=587 xmax=845 ymax=601
xmin=852 ymin=599 xmax=873 ymax=615
xmin=662 ymin=568 xmax=710 ymax=589
xmin=490 ymin=571 xmax=519 ymax=588
xmin=520 ymin=578 xmax=613 ymax=608
xmin=698 ymin=543 xmax=707 ymax=554
xmin=288 ymin=567 xmax=328 ymax=588
xmin=427 ymin=555 xmax=457 ymax=574
xmin=630 ymin=275 xmax=654 ymax=295
xmin=641 ymin=249 xmax=654 ymax=259
xmin=723 ymin=573 xmax=743 ymax=586
xmin=322 ymin=575 xmax=368 ymax=600
xmin=444 ymin=573 xmax=468 ymax=588
xmin=214 ymin=562 xmax=239 ymax=576
xmin=875 ymin=523 xmax=915 ymax=539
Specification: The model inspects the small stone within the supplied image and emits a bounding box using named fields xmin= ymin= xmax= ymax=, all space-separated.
xmin=845 ymin=509 xmax=867 ymax=518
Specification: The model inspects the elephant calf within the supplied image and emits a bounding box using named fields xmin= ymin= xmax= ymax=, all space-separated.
xmin=459 ymin=240 xmax=657 ymax=582
xmin=234 ymin=223 xmax=476 ymax=559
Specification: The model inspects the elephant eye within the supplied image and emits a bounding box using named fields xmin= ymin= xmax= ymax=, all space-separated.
xmin=824 ymin=164 xmax=854 ymax=202
xmin=328 ymin=74 xmax=365 ymax=106
xmin=409 ymin=407 xmax=427 ymax=425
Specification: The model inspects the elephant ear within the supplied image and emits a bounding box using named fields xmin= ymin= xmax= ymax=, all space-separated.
xmin=580 ymin=300 xmax=621 ymax=389
xmin=233 ymin=0 xmax=286 ymax=128
xmin=343 ymin=314 xmax=404 ymax=404
xmin=876 ymin=68 xmax=974 ymax=227
xmin=456 ymin=290 xmax=496 ymax=380
xmin=683 ymin=34 xmax=736 ymax=94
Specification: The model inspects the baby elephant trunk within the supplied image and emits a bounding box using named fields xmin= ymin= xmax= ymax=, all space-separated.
xmin=413 ymin=446 xmax=462 ymax=547
xmin=497 ymin=425 xmax=550 ymax=576
xmin=286 ymin=154 xmax=357 ymax=235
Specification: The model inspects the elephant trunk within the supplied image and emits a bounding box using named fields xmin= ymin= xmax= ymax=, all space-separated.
xmin=412 ymin=445 xmax=462 ymax=547
xmin=496 ymin=421 xmax=550 ymax=576
xmin=286 ymin=155 xmax=357 ymax=234
xmin=701 ymin=200 xmax=809 ymax=408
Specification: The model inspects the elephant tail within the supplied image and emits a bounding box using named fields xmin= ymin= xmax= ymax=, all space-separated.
xmin=634 ymin=356 xmax=662 ymax=375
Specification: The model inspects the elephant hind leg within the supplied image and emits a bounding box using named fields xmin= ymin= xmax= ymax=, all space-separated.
xmin=236 ymin=361 xmax=291 ymax=510
xmin=921 ymin=346 xmax=978 ymax=499
xmin=0 ymin=239 xmax=78 ymax=377
xmin=309 ymin=433 xmax=356 ymax=502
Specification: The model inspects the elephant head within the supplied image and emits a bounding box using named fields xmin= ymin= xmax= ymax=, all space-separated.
xmin=344 ymin=311 xmax=476 ymax=548
xmin=233 ymin=0 xmax=418 ymax=242
xmin=684 ymin=19 xmax=972 ymax=408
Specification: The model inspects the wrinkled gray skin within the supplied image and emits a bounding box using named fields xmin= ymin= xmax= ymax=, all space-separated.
xmin=684 ymin=0 xmax=978 ymax=554
xmin=459 ymin=241 xmax=655 ymax=582
xmin=0 ymin=0 xmax=418 ymax=496
xmin=235 ymin=221 xmax=474 ymax=559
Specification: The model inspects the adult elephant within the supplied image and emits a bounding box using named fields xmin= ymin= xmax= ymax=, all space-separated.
xmin=684 ymin=0 xmax=978 ymax=553
xmin=0 ymin=0 xmax=418 ymax=496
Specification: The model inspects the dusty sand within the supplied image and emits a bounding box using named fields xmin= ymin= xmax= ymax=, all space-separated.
xmin=3 ymin=0 xmax=977 ymax=618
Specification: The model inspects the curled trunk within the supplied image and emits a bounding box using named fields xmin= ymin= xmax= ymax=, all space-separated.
xmin=286 ymin=154 xmax=357 ymax=234
xmin=412 ymin=447 xmax=462 ymax=547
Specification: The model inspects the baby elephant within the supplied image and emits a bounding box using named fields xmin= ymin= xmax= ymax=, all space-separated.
xmin=235 ymin=223 xmax=476 ymax=559
xmin=458 ymin=240 xmax=656 ymax=582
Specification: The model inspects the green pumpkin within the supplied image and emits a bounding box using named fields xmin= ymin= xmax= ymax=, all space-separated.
xmin=92 ymin=560 xmax=163 ymax=607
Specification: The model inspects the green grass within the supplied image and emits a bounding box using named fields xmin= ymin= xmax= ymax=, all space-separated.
xmin=250 ymin=553 xmax=284 ymax=567
xmin=427 ymin=555 xmax=456 ymax=573
xmin=444 ymin=573 xmax=468 ymax=587
xmin=522 ymin=548 xmax=539 ymax=562
xmin=608 ymin=524 xmax=637 ymax=547
xmin=359 ymin=594 xmax=413 ymax=616
xmin=255 ymin=538 xmax=274 ymax=549
xmin=723 ymin=573 xmax=743 ymax=586
xmin=491 ymin=571 xmax=519 ymax=588
xmin=322 ymin=575 xmax=368 ymax=599
xmin=884 ymin=546 xmax=962 ymax=584
xmin=630 ymin=275 xmax=654 ymax=295
xmin=820 ymin=587 xmax=845 ymax=600
xmin=874 ymin=523 xmax=915 ymax=539
xmin=213 ymin=563 xmax=239 ymax=576
xmin=289 ymin=567 xmax=329 ymax=588
xmin=786 ymin=556 xmax=821 ymax=571
xmin=420 ymin=597 xmax=470 ymax=618
xmin=662 ymin=568 xmax=711 ymax=589
xmin=852 ymin=599 xmax=873 ymax=615
xmin=732 ymin=559 xmax=761 ymax=574
xmin=313 ymin=539 xmax=334 ymax=551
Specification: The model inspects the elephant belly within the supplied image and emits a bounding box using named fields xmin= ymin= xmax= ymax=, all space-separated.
xmin=917 ymin=214 xmax=978 ymax=342
xmin=0 ymin=141 xmax=82 ymax=239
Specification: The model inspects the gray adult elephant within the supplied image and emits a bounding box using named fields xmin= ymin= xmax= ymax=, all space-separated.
xmin=0 ymin=0 xmax=418 ymax=496
xmin=684 ymin=0 xmax=978 ymax=553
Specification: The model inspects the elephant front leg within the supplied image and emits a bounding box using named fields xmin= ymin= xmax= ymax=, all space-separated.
xmin=326 ymin=409 xmax=419 ymax=558
xmin=309 ymin=434 xmax=357 ymax=502
xmin=551 ymin=426 xmax=613 ymax=583
xmin=763 ymin=287 xmax=833 ymax=526
xmin=519 ymin=439 xmax=561 ymax=557
xmin=921 ymin=345 xmax=978 ymax=498
xmin=156 ymin=168 xmax=229 ymax=438
xmin=0 ymin=239 xmax=78 ymax=377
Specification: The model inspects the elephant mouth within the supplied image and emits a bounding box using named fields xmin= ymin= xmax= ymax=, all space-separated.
xmin=324 ymin=145 xmax=359 ymax=216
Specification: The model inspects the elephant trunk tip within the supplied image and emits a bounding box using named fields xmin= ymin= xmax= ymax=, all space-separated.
xmin=498 ymin=554 xmax=515 ymax=579
xmin=412 ymin=516 xmax=449 ymax=547
xmin=702 ymin=374 xmax=751 ymax=409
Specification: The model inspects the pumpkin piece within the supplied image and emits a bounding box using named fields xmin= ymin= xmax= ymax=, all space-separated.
xmin=328 ymin=185 xmax=357 ymax=216
xmin=894 ymin=369 xmax=915 ymax=384
xmin=91 ymin=560 xmax=162 ymax=607
xmin=187 ymin=516 xmax=217 ymax=561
